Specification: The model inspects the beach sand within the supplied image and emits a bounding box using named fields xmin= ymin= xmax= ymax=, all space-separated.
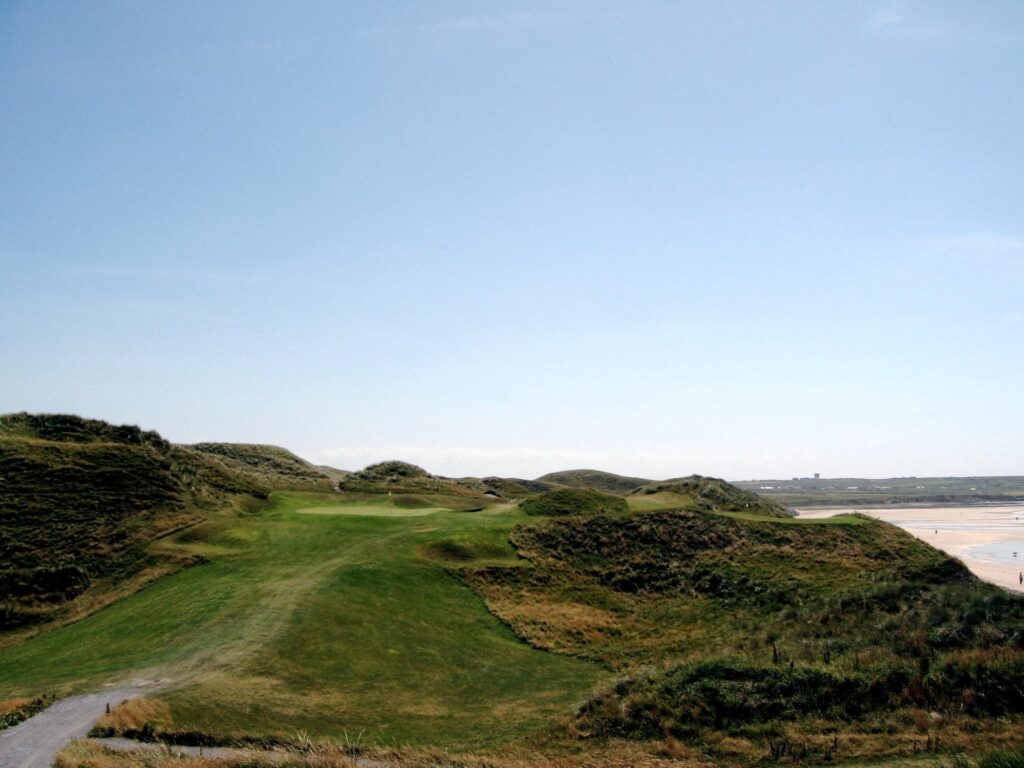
xmin=796 ymin=504 xmax=1024 ymax=594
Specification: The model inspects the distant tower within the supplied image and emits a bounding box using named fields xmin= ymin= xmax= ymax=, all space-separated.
xmin=814 ymin=473 xmax=820 ymax=479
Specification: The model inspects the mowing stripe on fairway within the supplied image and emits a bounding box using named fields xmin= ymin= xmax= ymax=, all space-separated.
xmin=294 ymin=505 xmax=449 ymax=517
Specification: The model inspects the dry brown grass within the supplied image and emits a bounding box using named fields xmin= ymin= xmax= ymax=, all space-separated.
xmin=0 ymin=697 xmax=32 ymax=716
xmin=486 ymin=594 xmax=628 ymax=652
xmin=687 ymin=713 xmax=1024 ymax=766
xmin=91 ymin=697 xmax=172 ymax=734
xmin=54 ymin=720 xmax=1024 ymax=768
xmin=57 ymin=738 xmax=713 ymax=768
xmin=56 ymin=740 xmax=357 ymax=768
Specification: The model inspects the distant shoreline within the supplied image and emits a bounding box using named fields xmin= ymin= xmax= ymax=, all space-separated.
xmin=797 ymin=503 xmax=1024 ymax=595
xmin=794 ymin=498 xmax=1024 ymax=511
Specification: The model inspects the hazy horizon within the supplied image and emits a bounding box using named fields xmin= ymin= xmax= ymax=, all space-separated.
xmin=3 ymin=2 xmax=1023 ymax=480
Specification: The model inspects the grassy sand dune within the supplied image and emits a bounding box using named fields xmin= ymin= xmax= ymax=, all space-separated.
xmin=5 ymin=475 xmax=1024 ymax=764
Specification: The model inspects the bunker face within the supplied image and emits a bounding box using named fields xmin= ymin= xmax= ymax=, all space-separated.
xmin=295 ymin=505 xmax=447 ymax=517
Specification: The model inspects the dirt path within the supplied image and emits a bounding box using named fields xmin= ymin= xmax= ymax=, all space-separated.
xmin=0 ymin=688 xmax=141 ymax=768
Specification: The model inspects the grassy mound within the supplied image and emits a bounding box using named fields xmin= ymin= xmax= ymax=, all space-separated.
xmin=536 ymin=469 xmax=652 ymax=495
xmin=465 ymin=504 xmax=1024 ymax=742
xmin=420 ymin=535 xmax=514 ymax=563
xmin=520 ymin=488 xmax=629 ymax=517
xmin=339 ymin=460 xmax=486 ymax=497
xmin=189 ymin=442 xmax=336 ymax=491
xmin=455 ymin=476 xmax=559 ymax=498
xmin=354 ymin=459 xmax=430 ymax=479
xmin=630 ymin=474 xmax=788 ymax=518
xmin=0 ymin=412 xmax=169 ymax=447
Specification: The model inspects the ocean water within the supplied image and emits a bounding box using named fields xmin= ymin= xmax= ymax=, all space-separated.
xmin=966 ymin=540 xmax=1024 ymax=566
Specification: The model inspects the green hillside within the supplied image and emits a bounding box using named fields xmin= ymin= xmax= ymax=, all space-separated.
xmin=1 ymin=419 xmax=1022 ymax=765
xmin=536 ymin=468 xmax=652 ymax=495
xmin=188 ymin=442 xmax=338 ymax=492
xmin=338 ymin=459 xmax=489 ymax=498
xmin=1 ymin=414 xmax=197 ymax=631
xmin=630 ymin=474 xmax=790 ymax=518
xmin=0 ymin=414 xmax=314 ymax=634
xmin=457 ymin=475 xmax=559 ymax=498
xmin=520 ymin=487 xmax=629 ymax=517
xmin=464 ymin=502 xmax=1024 ymax=763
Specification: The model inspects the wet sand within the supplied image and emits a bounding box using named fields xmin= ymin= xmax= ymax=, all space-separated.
xmin=796 ymin=504 xmax=1024 ymax=594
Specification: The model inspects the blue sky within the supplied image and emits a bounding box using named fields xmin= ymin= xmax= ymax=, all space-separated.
xmin=2 ymin=1 xmax=1022 ymax=479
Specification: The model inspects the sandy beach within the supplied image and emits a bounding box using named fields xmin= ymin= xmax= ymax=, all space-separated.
xmin=796 ymin=504 xmax=1024 ymax=594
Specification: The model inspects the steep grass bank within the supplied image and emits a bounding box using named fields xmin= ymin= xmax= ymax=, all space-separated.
xmin=0 ymin=414 xmax=347 ymax=634
xmin=0 ymin=415 xmax=204 ymax=631
xmin=188 ymin=442 xmax=339 ymax=492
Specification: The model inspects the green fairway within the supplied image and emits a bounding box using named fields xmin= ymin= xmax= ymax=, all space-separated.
xmin=295 ymin=504 xmax=447 ymax=516
xmin=0 ymin=492 xmax=603 ymax=747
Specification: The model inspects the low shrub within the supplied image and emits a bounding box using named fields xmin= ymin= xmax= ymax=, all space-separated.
xmin=0 ymin=697 xmax=48 ymax=731
xmin=576 ymin=659 xmax=880 ymax=736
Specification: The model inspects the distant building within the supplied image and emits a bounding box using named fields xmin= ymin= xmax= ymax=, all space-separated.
xmin=814 ymin=473 xmax=820 ymax=479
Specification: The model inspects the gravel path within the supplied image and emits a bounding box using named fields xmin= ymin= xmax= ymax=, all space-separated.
xmin=0 ymin=688 xmax=141 ymax=768
xmin=0 ymin=689 xmax=393 ymax=768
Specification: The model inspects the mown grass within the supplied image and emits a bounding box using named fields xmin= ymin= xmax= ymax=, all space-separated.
xmin=0 ymin=492 xmax=603 ymax=748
